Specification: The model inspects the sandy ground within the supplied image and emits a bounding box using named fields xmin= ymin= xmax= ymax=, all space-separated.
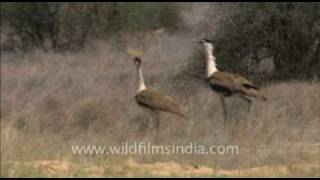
xmin=3 ymin=158 xmax=319 ymax=178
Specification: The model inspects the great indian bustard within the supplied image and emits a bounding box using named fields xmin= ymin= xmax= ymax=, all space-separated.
xmin=131 ymin=57 xmax=186 ymax=132
xmin=197 ymin=39 xmax=267 ymax=122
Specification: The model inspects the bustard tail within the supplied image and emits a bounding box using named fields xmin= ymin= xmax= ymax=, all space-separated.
xmin=259 ymin=93 xmax=268 ymax=101
xmin=243 ymin=88 xmax=268 ymax=101
xmin=174 ymin=110 xmax=187 ymax=119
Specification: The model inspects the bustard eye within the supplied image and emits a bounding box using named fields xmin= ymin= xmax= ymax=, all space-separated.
xmin=135 ymin=59 xmax=141 ymax=65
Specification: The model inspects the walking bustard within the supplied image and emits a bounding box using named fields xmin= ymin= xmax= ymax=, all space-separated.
xmin=131 ymin=56 xmax=186 ymax=133
xmin=196 ymin=39 xmax=267 ymax=124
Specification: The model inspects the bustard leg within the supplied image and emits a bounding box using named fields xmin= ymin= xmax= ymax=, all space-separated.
xmin=150 ymin=110 xmax=160 ymax=133
xmin=149 ymin=110 xmax=160 ymax=143
xmin=220 ymin=96 xmax=228 ymax=127
xmin=186 ymin=118 xmax=193 ymax=137
xmin=240 ymin=96 xmax=253 ymax=115
xmin=154 ymin=111 xmax=160 ymax=133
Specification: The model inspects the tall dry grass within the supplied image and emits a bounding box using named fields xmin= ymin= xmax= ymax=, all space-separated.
xmin=1 ymin=32 xmax=319 ymax=173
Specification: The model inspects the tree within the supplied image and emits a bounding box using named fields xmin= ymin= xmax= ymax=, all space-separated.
xmin=205 ymin=2 xmax=320 ymax=80
xmin=1 ymin=2 xmax=184 ymax=52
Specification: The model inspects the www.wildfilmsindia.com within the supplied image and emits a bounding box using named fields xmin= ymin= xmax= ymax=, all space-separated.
xmin=71 ymin=142 xmax=239 ymax=156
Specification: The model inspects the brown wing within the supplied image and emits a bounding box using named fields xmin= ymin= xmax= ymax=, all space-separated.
xmin=233 ymin=74 xmax=259 ymax=90
xmin=209 ymin=71 xmax=266 ymax=100
xmin=210 ymin=71 xmax=259 ymax=90
xmin=135 ymin=89 xmax=186 ymax=118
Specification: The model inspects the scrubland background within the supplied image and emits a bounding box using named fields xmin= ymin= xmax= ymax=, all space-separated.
xmin=1 ymin=2 xmax=320 ymax=177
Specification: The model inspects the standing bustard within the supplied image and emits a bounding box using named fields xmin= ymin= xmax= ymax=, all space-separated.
xmin=131 ymin=57 xmax=186 ymax=132
xmin=197 ymin=39 xmax=267 ymax=122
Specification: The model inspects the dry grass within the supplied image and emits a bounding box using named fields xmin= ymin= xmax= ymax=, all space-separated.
xmin=1 ymin=31 xmax=320 ymax=177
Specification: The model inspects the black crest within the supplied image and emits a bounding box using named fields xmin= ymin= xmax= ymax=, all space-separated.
xmin=200 ymin=38 xmax=214 ymax=43
xmin=133 ymin=56 xmax=142 ymax=64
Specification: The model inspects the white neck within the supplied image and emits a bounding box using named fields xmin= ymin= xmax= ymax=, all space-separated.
xmin=136 ymin=65 xmax=146 ymax=93
xmin=204 ymin=43 xmax=218 ymax=77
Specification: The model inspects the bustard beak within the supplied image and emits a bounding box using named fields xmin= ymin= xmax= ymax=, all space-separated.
xmin=193 ymin=39 xmax=203 ymax=44
xmin=193 ymin=39 xmax=201 ymax=43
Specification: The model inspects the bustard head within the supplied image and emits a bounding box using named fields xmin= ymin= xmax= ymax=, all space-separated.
xmin=197 ymin=38 xmax=215 ymax=51
xmin=132 ymin=56 xmax=142 ymax=67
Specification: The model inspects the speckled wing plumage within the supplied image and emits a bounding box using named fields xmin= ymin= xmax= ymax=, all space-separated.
xmin=135 ymin=89 xmax=186 ymax=118
xmin=208 ymin=71 xmax=267 ymax=100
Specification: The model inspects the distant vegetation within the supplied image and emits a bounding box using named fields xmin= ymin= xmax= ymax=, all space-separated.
xmin=2 ymin=2 xmax=319 ymax=80
xmin=1 ymin=2 xmax=184 ymax=52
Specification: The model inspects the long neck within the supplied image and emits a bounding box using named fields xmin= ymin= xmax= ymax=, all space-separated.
xmin=204 ymin=43 xmax=218 ymax=77
xmin=136 ymin=65 xmax=146 ymax=93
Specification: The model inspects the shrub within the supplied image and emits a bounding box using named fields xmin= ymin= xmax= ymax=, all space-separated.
xmin=201 ymin=2 xmax=320 ymax=80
